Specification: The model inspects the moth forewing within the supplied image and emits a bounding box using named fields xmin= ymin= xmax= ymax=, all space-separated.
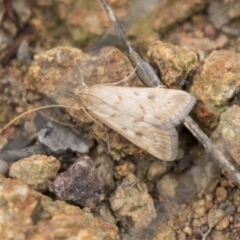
xmin=79 ymin=86 xmax=195 ymax=161
xmin=80 ymin=95 xmax=178 ymax=160
xmin=82 ymin=86 xmax=196 ymax=130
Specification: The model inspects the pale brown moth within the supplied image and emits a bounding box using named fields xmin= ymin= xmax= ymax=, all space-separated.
xmin=78 ymin=85 xmax=196 ymax=161
xmin=94 ymin=0 xmax=196 ymax=161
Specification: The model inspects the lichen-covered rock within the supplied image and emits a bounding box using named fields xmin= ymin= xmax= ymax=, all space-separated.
xmin=156 ymin=173 xmax=178 ymax=199
xmin=168 ymin=34 xmax=219 ymax=53
xmin=37 ymin=197 xmax=118 ymax=240
xmin=9 ymin=154 xmax=61 ymax=192
xmin=31 ymin=213 xmax=117 ymax=240
xmin=154 ymin=0 xmax=208 ymax=31
xmin=211 ymin=105 xmax=240 ymax=169
xmin=190 ymin=50 xmax=240 ymax=130
xmin=0 ymin=175 xmax=118 ymax=240
xmin=0 ymin=175 xmax=42 ymax=240
xmin=147 ymin=40 xmax=199 ymax=88
xmin=109 ymin=173 xmax=156 ymax=234
xmin=49 ymin=156 xmax=105 ymax=209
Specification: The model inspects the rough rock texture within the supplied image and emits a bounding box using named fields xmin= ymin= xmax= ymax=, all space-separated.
xmin=9 ymin=154 xmax=61 ymax=192
xmin=49 ymin=156 xmax=105 ymax=209
xmin=147 ymin=40 xmax=199 ymax=88
xmin=156 ymin=173 xmax=178 ymax=199
xmin=168 ymin=34 xmax=219 ymax=53
xmin=154 ymin=0 xmax=208 ymax=31
xmin=31 ymin=214 xmax=115 ymax=240
xmin=114 ymin=160 xmax=135 ymax=179
xmin=156 ymin=153 xmax=220 ymax=206
xmin=109 ymin=173 xmax=157 ymax=235
xmin=147 ymin=160 xmax=172 ymax=182
xmin=0 ymin=159 xmax=9 ymax=176
xmin=37 ymin=121 xmax=90 ymax=154
xmin=0 ymin=175 xmax=42 ymax=240
xmin=208 ymin=0 xmax=240 ymax=30
xmin=37 ymin=198 xmax=118 ymax=240
xmin=190 ymin=50 xmax=240 ymax=130
xmin=0 ymin=175 xmax=118 ymax=240
xmin=155 ymin=224 xmax=176 ymax=240
xmin=94 ymin=153 xmax=115 ymax=192
xmin=211 ymin=105 xmax=240 ymax=170
xmin=11 ymin=0 xmax=31 ymax=25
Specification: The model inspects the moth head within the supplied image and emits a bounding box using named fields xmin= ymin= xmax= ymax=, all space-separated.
xmin=67 ymin=86 xmax=87 ymax=100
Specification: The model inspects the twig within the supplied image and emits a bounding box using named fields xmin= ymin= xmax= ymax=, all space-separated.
xmin=99 ymin=0 xmax=240 ymax=186
xmin=99 ymin=0 xmax=161 ymax=88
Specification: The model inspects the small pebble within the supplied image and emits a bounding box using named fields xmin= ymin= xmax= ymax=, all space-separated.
xmin=0 ymin=135 xmax=8 ymax=150
xmin=147 ymin=160 xmax=169 ymax=182
xmin=216 ymin=187 xmax=227 ymax=202
xmin=201 ymin=224 xmax=208 ymax=233
xmin=215 ymin=215 xmax=230 ymax=230
xmin=200 ymin=215 xmax=208 ymax=225
xmin=193 ymin=200 xmax=206 ymax=218
xmin=216 ymin=34 xmax=228 ymax=48
xmin=178 ymin=231 xmax=187 ymax=240
xmin=0 ymin=159 xmax=9 ymax=176
xmin=220 ymin=178 xmax=230 ymax=187
xmin=233 ymin=190 xmax=240 ymax=204
xmin=218 ymin=202 xmax=228 ymax=210
xmin=183 ymin=226 xmax=192 ymax=236
xmin=192 ymin=219 xmax=201 ymax=227
xmin=156 ymin=174 xmax=178 ymax=199
xmin=49 ymin=156 xmax=105 ymax=209
xmin=114 ymin=161 xmax=135 ymax=179
xmin=204 ymin=24 xmax=216 ymax=37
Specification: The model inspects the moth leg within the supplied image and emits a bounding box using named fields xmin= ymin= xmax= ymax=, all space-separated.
xmin=105 ymin=131 xmax=111 ymax=154
xmin=93 ymin=66 xmax=137 ymax=87
xmin=111 ymin=65 xmax=137 ymax=85
xmin=81 ymin=107 xmax=103 ymax=128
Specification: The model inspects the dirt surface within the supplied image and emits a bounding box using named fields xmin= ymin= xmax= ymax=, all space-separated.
xmin=1 ymin=0 xmax=240 ymax=239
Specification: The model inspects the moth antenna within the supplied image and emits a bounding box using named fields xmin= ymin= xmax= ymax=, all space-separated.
xmin=0 ymin=105 xmax=75 ymax=134
xmin=38 ymin=111 xmax=81 ymax=127
xmin=105 ymin=132 xmax=111 ymax=153
xmin=70 ymin=65 xmax=137 ymax=100
xmin=89 ymin=65 xmax=138 ymax=88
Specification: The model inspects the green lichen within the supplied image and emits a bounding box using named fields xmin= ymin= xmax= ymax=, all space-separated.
xmin=189 ymin=4 xmax=204 ymax=16
xmin=70 ymin=27 xmax=96 ymax=47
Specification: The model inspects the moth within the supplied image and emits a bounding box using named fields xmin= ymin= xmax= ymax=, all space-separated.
xmin=78 ymin=85 xmax=196 ymax=161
